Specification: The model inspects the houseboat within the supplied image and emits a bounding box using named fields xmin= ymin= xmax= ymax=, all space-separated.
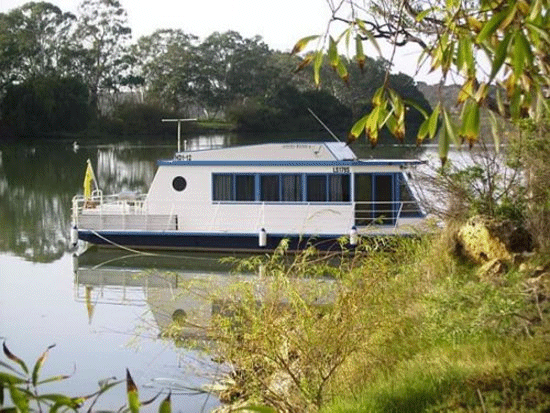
xmin=71 ymin=142 xmax=426 ymax=252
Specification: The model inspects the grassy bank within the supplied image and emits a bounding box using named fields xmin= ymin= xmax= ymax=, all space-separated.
xmin=207 ymin=233 xmax=550 ymax=412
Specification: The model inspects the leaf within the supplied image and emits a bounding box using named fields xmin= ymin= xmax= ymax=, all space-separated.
xmin=457 ymin=78 xmax=475 ymax=104
xmin=489 ymin=31 xmax=512 ymax=81
xmin=336 ymin=59 xmax=349 ymax=84
xmin=476 ymin=9 xmax=508 ymax=44
xmin=488 ymin=111 xmax=501 ymax=153
xmin=141 ymin=390 xmax=162 ymax=406
xmin=37 ymin=393 xmax=84 ymax=408
xmin=415 ymin=8 xmax=434 ymax=21
xmin=293 ymin=53 xmax=314 ymax=73
xmin=328 ymin=36 xmax=339 ymax=70
xmin=158 ymin=391 xmax=171 ymax=413
xmin=474 ymin=82 xmax=489 ymax=104
xmin=404 ymin=99 xmax=429 ymax=118
xmin=499 ymin=4 xmax=518 ymax=32
xmin=32 ymin=344 xmax=55 ymax=387
xmin=372 ymin=86 xmax=385 ymax=106
xmin=313 ymin=50 xmax=323 ymax=88
xmin=417 ymin=117 xmax=430 ymax=145
xmin=126 ymin=369 xmax=140 ymax=413
xmin=442 ymin=108 xmax=459 ymax=146
xmin=355 ymin=35 xmax=366 ymax=71
xmin=428 ymin=103 xmax=441 ymax=139
xmin=0 ymin=373 xmax=26 ymax=385
xmin=2 ymin=343 xmax=28 ymax=375
xmin=525 ymin=22 xmax=550 ymax=43
xmin=513 ymin=31 xmax=533 ymax=76
xmin=291 ymin=35 xmax=319 ymax=55
xmin=438 ymin=123 xmax=451 ymax=165
xmin=350 ymin=114 xmax=369 ymax=139
xmin=8 ymin=384 xmax=29 ymax=413
xmin=461 ymin=101 xmax=480 ymax=147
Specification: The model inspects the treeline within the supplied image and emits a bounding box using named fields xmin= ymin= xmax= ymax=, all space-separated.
xmin=0 ymin=0 xmax=431 ymax=140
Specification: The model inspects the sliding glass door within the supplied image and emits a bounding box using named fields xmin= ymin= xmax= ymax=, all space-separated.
xmin=354 ymin=173 xmax=397 ymax=226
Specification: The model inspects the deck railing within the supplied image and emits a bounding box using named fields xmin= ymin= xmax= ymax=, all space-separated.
xmin=72 ymin=195 xmax=423 ymax=233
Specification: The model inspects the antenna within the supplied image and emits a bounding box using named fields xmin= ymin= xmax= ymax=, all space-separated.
xmin=162 ymin=118 xmax=197 ymax=152
xmin=307 ymin=108 xmax=341 ymax=143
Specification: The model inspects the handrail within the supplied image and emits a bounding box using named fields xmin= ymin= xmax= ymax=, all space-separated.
xmin=72 ymin=197 xmax=424 ymax=233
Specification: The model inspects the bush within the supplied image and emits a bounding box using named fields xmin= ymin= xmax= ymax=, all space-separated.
xmin=0 ymin=76 xmax=90 ymax=137
xmin=112 ymin=102 xmax=190 ymax=136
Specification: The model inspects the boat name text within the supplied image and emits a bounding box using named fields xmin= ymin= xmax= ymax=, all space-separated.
xmin=332 ymin=166 xmax=350 ymax=173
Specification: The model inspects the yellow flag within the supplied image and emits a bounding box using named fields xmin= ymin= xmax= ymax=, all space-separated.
xmin=83 ymin=161 xmax=94 ymax=199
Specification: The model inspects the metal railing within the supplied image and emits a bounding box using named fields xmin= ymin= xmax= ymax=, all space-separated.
xmin=72 ymin=194 xmax=424 ymax=233
xmin=354 ymin=200 xmax=424 ymax=227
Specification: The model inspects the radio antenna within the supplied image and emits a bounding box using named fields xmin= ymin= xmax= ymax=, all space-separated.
xmin=307 ymin=107 xmax=342 ymax=143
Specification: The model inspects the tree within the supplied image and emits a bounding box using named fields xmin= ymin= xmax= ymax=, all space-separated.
xmin=0 ymin=2 xmax=76 ymax=90
xmin=71 ymin=0 xmax=132 ymax=115
xmin=293 ymin=0 xmax=550 ymax=162
xmin=197 ymin=31 xmax=273 ymax=117
xmin=1 ymin=75 xmax=90 ymax=136
xmin=130 ymin=29 xmax=200 ymax=115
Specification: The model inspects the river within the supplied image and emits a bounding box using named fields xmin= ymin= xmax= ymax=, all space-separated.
xmin=0 ymin=131 xmax=426 ymax=411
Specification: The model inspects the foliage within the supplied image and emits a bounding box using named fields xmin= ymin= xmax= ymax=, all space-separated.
xmin=0 ymin=2 xmax=431 ymax=137
xmin=510 ymin=119 xmax=550 ymax=250
xmin=0 ymin=2 xmax=76 ymax=87
xmin=111 ymin=102 xmax=187 ymax=136
xmin=207 ymin=233 xmax=550 ymax=412
xmin=292 ymin=0 xmax=550 ymax=162
xmin=226 ymin=86 xmax=353 ymax=132
xmin=415 ymin=142 xmax=526 ymax=222
xmin=130 ymin=29 xmax=200 ymax=115
xmin=70 ymin=0 xmax=132 ymax=115
xmin=0 ymin=342 xmax=172 ymax=412
xmin=0 ymin=75 xmax=90 ymax=136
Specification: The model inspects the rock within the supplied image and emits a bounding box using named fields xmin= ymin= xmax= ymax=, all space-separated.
xmin=456 ymin=216 xmax=533 ymax=264
xmin=477 ymin=258 xmax=508 ymax=282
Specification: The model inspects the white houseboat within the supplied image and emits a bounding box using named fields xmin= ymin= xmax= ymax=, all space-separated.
xmin=71 ymin=142 xmax=426 ymax=252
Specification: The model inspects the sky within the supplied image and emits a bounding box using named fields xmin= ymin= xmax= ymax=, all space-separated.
xmin=0 ymin=0 xmax=441 ymax=83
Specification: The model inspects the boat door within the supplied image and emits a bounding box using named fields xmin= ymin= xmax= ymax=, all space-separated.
xmin=354 ymin=173 xmax=397 ymax=226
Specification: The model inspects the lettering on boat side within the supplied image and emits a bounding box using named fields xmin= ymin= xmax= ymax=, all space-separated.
xmin=332 ymin=166 xmax=350 ymax=173
xmin=282 ymin=144 xmax=321 ymax=149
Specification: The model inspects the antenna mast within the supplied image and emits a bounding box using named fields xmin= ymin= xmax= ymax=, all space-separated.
xmin=162 ymin=118 xmax=197 ymax=152
xmin=307 ymin=108 xmax=341 ymax=143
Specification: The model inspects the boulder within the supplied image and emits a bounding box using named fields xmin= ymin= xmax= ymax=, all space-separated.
xmin=456 ymin=216 xmax=533 ymax=264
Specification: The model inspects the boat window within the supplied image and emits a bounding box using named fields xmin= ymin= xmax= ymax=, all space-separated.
xmin=235 ymin=175 xmax=255 ymax=201
xmin=282 ymin=174 xmax=302 ymax=202
xmin=260 ymin=175 xmax=280 ymax=201
xmin=172 ymin=176 xmax=187 ymax=192
xmin=307 ymin=175 xmax=327 ymax=202
xmin=213 ymin=174 xmax=233 ymax=201
xmin=329 ymin=174 xmax=350 ymax=202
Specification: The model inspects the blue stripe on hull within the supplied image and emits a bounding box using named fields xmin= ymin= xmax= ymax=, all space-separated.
xmin=78 ymin=231 xmax=351 ymax=252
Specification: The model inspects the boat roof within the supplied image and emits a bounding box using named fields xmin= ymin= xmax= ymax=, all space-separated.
xmin=174 ymin=142 xmax=357 ymax=161
xmin=160 ymin=142 xmax=423 ymax=166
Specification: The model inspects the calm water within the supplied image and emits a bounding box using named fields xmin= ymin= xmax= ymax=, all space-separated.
xmin=0 ymin=132 xmax=425 ymax=411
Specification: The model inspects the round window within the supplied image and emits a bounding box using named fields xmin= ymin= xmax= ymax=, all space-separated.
xmin=172 ymin=176 xmax=187 ymax=192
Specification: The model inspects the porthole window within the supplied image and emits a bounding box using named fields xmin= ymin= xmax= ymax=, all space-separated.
xmin=172 ymin=176 xmax=187 ymax=192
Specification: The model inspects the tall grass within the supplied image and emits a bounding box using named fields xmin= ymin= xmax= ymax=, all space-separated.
xmin=203 ymin=231 xmax=549 ymax=412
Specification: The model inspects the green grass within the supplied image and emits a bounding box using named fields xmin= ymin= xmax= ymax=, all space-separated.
xmin=319 ymin=233 xmax=550 ymax=413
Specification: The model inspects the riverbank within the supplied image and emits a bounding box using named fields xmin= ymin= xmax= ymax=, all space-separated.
xmin=206 ymin=231 xmax=550 ymax=412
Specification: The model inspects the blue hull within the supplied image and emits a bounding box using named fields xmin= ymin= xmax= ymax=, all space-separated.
xmin=78 ymin=230 xmax=352 ymax=252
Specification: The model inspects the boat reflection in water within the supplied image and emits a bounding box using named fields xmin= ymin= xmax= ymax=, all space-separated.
xmin=73 ymin=249 xmax=337 ymax=344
